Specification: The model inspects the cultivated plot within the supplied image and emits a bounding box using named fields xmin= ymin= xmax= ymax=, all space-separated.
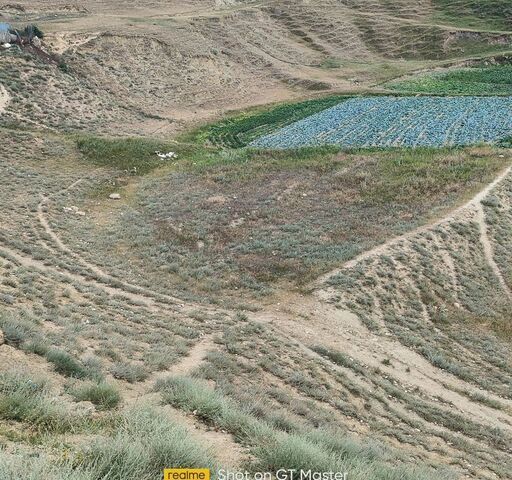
xmin=252 ymin=96 xmax=512 ymax=149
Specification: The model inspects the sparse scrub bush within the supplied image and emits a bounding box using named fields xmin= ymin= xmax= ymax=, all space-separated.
xmin=80 ymin=407 xmax=216 ymax=478
xmin=465 ymin=391 xmax=504 ymax=410
xmin=70 ymin=381 xmax=121 ymax=410
xmin=420 ymin=348 xmax=473 ymax=381
xmin=110 ymin=362 xmax=148 ymax=383
xmin=0 ymin=371 xmax=80 ymax=433
xmin=45 ymin=349 xmax=87 ymax=379
xmin=156 ymin=376 xmax=233 ymax=425
xmin=0 ymin=313 xmax=35 ymax=347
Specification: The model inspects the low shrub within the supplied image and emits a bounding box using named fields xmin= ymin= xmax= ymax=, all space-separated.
xmin=110 ymin=362 xmax=148 ymax=383
xmin=80 ymin=407 xmax=216 ymax=478
xmin=70 ymin=381 xmax=121 ymax=410
xmin=45 ymin=349 xmax=87 ymax=379
xmin=0 ymin=314 xmax=35 ymax=347
xmin=0 ymin=371 xmax=80 ymax=433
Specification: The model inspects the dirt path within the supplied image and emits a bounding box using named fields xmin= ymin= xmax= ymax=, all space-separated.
xmin=317 ymin=165 xmax=512 ymax=285
xmin=476 ymin=202 xmax=512 ymax=298
xmin=254 ymin=294 xmax=512 ymax=433
xmin=124 ymin=335 xmax=216 ymax=406
xmin=119 ymin=335 xmax=247 ymax=468
xmin=0 ymin=84 xmax=10 ymax=114
xmin=35 ymin=177 xmax=196 ymax=310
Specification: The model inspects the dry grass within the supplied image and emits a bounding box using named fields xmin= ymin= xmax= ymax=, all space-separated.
xmin=0 ymin=1 xmax=511 ymax=477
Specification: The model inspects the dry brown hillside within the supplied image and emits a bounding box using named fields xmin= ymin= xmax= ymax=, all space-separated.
xmin=1 ymin=0 xmax=511 ymax=134
xmin=0 ymin=1 xmax=511 ymax=479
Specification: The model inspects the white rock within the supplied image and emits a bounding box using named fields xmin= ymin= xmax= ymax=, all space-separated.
xmin=109 ymin=193 xmax=121 ymax=200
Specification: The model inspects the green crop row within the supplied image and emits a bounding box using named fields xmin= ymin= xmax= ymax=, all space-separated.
xmin=192 ymin=95 xmax=350 ymax=148
xmin=387 ymin=65 xmax=512 ymax=95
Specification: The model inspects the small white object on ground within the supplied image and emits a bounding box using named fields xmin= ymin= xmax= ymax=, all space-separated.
xmin=2 ymin=43 xmax=11 ymax=49
xmin=63 ymin=206 xmax=86 ymax=216
xmin=109 ymin=193 xmax=121 ymax=200
xmin=155 ymin=151 xmax=178 ymax=160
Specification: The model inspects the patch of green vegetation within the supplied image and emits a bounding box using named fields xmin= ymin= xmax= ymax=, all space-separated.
xmin=311 ymin=346 xmax=367 ymax=376
xmin=0 ymin=372 xmax=80 ymax=434
xmin=320 ymin=57 xmax=343 ymax=69
xmin=76 ymin=136 xmax=178 ymax=175
xmin=432 ymin=0 xmax=512 ymax=30
xmin=156 ymin=376 xmax=446 ymax=479
xmin=191 ymin=95 xmax=349 ymax=148
xmin=0 ymin=407 xmax=216 ymax=479
xmin=45 ymin=349 xmax=89 ymax=379
xmin=501 ymin=135 xmax=512 ymax=147
xmin=363 ymin=147 xmax=505 ymax=204
xmin=72 ymin=141 xmax=508 ymax=299
xmin=388 ymin=65 xmax=512 ymax=95
xmin=70 ymin=381 xmax=121 ymax=410
xmin=110 ymin=362 xmax=148 ymax=383
xmin=80 ymin=407 xmax=216 ymax=477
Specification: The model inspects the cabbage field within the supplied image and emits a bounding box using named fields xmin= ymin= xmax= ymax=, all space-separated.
xmin=251 ymin=96 xmax=512 ymax=149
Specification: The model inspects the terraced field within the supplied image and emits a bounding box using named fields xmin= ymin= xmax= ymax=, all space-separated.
xmin=387 ymin=64 xmax=512 ymax=95
xmin=252 ymin=96 xmax=512 ymax=149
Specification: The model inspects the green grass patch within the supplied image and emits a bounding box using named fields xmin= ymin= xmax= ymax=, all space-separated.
xmin=76 ymin=136 xmax=178 ymax=175
xmin=362 ymin=147 xmax=506 ymax=204
xmin=80 ymin=406 xmax=216 ymax=477
xmin=0 ymin=371 xmax=81 ymax=434
xmin=432 ymin=0 xmax=512 ymax=30
xmin=156 ymin=376 xmax=445 ymax=479
xmin=110 ymin=362 xmax=148 ymax=383
xmin=387 ymin=65 xmax=512 ymax=95
xmin=45 ymin=349 xmax=89 ymax=379
xmin=70 ymin=381 xmax=121 ymax=410
xmin=191 ymin=95 xmax=349 ymax=148
xmin=0 ymin=406 xmax=216 ymax=479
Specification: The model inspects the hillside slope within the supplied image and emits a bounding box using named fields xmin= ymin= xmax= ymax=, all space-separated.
xmin=0 ymin=1 xmax=511 ymax=479
xmin=1 ymin=0 xmax=511 ymax=134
